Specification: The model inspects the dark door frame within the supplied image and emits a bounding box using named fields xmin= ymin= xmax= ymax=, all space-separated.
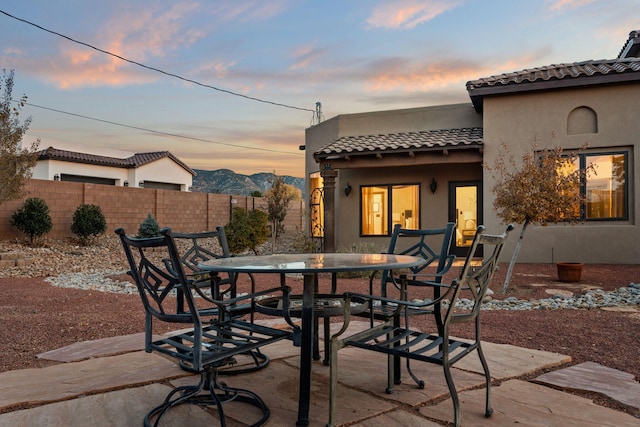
xmin=448 ymin=180 xmax=483 ymax=258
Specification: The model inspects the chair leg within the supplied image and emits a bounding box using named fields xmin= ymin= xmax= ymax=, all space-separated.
xmin=327 ymin=339 xmax=339 ymax=427
xmin=405 ymin=358 xmax=425 ymax=389
xmin=477 ymin=344 xmax=494 ymax=418
xmin=386 ymin=353 xmax=395 ymax=394
xmin=313 ymin=315 xmax=321 ymax=361
xmin=442 ymin=362 xmax=461 ymax=427
xmin=323 ymin=317 xmax=331 ymax=365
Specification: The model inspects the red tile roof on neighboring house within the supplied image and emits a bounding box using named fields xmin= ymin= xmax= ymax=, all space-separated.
xmin=38 ymin=147 xmax=196 ymax=175
xmin=314 ymin=127 xmax=482 ymax=160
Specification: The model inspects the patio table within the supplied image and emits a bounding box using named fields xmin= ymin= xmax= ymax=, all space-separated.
xmin=199 ymin=252 xmax=426 ymax=426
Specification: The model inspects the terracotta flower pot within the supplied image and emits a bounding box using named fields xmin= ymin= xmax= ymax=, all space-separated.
xmin=556 ymin=262 xmax=583 ymax=282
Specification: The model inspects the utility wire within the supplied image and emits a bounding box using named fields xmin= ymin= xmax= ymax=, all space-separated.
xmin=6 ymin=97 xmax=303 ymax=156
xmin=0 ymin=9 xmax=315 ymax=114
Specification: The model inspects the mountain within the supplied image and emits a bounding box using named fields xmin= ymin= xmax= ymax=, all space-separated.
xmin=192 ymin=169 xmax=306 ymax=199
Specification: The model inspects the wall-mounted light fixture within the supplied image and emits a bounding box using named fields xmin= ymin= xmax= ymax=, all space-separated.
xmin=344 ymin=182 xmax=352 ymax=196
xmin=430 ymin=177 xmax=438 ymax=194
xmin=139 ymin=181 xmax=144 ymax=188
xmin=123 ymin=181 xmax=129 ymax=187
xmin=53 ymin=174 xmax=60 ymax=181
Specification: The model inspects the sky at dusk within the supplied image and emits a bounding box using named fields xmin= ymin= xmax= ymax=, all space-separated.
xmin=0 ymin=0 xmax=636 ymax=177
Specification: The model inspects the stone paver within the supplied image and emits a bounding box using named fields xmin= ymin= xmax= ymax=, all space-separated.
xmin=1 ymin=321 xmax=636 ymax=427
xmin=0 ymin=384 xmax=217 ymax=427
xmin=535 ymin=361 xmax=640 ymax=410
xmin=0 ymin=352 xmax=189 ymax=411
xmin=454 ymin=340 xmax=571 ymax=379
xmin=424 ymin=379 xmax=640 ymax=427
xmin=170 ymin=358 xmax=398 ymax=426
xmin=36 ymin=333 xmax=150 ymax=363
xmin=351 ymin=409 xmax=441 ymax=426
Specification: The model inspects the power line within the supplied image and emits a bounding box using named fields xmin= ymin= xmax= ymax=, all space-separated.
xmin=0 ymin=9 xmax=316 ymax=114
xmin=7 ymin=97 xmax=303 ymax=156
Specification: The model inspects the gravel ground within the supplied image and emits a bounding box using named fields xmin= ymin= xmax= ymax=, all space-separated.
xmin=1 ymin=234 xmax=639 ymax=417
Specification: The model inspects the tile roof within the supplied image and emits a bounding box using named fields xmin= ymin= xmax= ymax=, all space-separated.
xmin=314 ymin=127 xmax=483 ymax=160
xmin=618 ymin=30 xmax=640 ymax=58
xmin=466 ymin=57 xmax=640 ymax=111
xmin=467 ymin=58 xmax=640 ymax=90
xmin=37 ymin=147 xmax=195 ymax=175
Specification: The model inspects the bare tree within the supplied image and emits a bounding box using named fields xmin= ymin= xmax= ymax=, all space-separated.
xmin=0 ymin=69 xmax=40 ymax=206
xmin=265 ymin=174 xmax=299 ymax=248
xmin=486 ymin=144 xmax=595 ymax=293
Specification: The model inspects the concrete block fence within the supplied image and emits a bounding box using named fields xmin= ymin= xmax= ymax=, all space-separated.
xmin=0 ymin=180 xmax=305 ymax=240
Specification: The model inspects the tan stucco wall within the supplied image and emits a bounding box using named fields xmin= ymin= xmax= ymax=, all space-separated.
xmin=306 ymin=103 xmax=483 ymax=252
xmin=334 ymin=163 xmax=482 ymax=252
xmin=481 ymin=84 xmax=639 ymax=264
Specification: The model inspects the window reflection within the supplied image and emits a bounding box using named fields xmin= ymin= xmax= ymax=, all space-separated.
xmin=361 ymin=184 xmax=420 ymax=236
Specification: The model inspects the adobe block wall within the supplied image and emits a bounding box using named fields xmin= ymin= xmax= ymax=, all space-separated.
xmin=0 ymin=180 xmax=306 ymax=240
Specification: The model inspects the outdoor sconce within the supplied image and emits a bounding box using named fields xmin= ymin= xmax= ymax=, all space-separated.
xmin=430 ymin=178 xmax=438 ymax=194
xmin=53 ymin=174 xmax=60 ymax=181
xmin=123 ymin=181 xmax=129 ymax=187
xmin=139 ymin=181 xmax=144 ymax=188
xmin=344 ymin=182 xmax=352 ymax=197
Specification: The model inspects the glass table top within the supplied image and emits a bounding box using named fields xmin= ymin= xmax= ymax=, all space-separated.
xmin=199 ymin=252 xmax=425 ymax=274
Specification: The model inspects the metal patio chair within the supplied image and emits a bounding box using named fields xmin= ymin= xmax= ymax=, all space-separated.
xmin=116 ymin=227 xmax=295 ymax=427
xmin=354 ymin=222 xmax=456 ymax=386
xmin=359 ymin=223 xmax=456 ymax=322
xmin=171 ymin=229 xmax=270 ymax=374
xmin=328 ymin=224 xmax=514 ymax=427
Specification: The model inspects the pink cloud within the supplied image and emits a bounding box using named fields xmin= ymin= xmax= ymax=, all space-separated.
xmin=290 ymin=43 xmax=327 ymax=70
xmin=364 ymin=50 xmax=555 ymax=93
xmin=210 ymin=0 xmax=289 ymax=23
xmin=548 ymin=0 xmax=595 ymax=11
xmin=39 ymin=2 xmax=206 ymax=89
xmin=367 ymin=0 xmax=462 ymax=29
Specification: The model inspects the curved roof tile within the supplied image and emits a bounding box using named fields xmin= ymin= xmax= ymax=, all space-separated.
xmin=314 ymin=127 xmax=482 ymax=159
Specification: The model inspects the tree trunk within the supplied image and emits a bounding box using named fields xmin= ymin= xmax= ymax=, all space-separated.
xmin=501 ymin=219 xmax=529 ymax=294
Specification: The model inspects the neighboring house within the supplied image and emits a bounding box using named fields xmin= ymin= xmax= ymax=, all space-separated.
xmin=305 ymin=30 xmax=640 ymax=264
xmin=32 ymin=147 xmax=195 ymax=191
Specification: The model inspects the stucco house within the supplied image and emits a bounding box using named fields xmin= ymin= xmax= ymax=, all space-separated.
xmin=32 ymin=147 xmax=195 ymax=191
xmin=305 ymin=30 xmax=640 ymax=264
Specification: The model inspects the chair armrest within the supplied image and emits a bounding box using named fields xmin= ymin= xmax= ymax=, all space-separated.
xmin=203 ymin=285 xmax=301 ymax=341
xmin=343 ymin=290 xmax=449 ymax=309
xmin=331 ymin=280 xmax=456 ymax=341
xmin=404 ymin=277 xmax=451 ymax=288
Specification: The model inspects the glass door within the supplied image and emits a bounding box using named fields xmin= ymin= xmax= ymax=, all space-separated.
xmin=448 ymin=181 xmax=482 ymax=257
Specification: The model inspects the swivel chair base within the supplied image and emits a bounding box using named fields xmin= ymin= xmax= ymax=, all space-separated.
xmin=145 ymin=364 xmax=270 ymax=427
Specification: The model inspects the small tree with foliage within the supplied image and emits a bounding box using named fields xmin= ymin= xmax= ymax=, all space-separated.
xmin=137 ymin=213 xmax=160 ymax=238
xmin=265 ymin=174 xmax=298 ymax=245
xmin=11 ymin=197 xmax=53 ymax=246
xmin=71 ymin=203 xmax=107 ymax=245
xmin=225 ymin=207 xmax=268 ymax=255
xmin=487 ymin=144 xmax=595 ymax=293
xmin=0 ymin=69 xmax=40 ymax=207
